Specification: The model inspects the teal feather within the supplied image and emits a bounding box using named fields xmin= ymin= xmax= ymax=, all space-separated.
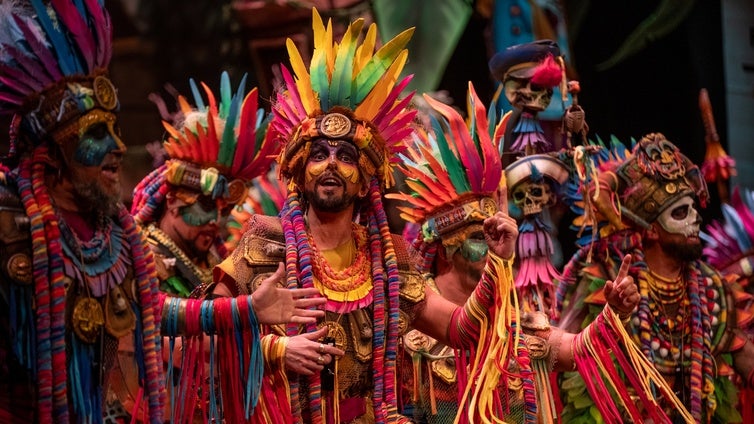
xmin=218 ymin=73 xmax=246 ymax=167
xmin=189 ymin=78 xmax=205 ymax=111
xmin=329 ymin=20 xmax=363 ymax=108
xmin=219 ymin=71 xmax=232 ymax=118
xmin=431 ymin=114 xmax=469 ymax=193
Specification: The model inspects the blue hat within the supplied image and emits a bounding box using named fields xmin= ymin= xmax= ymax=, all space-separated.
xmin=489 ymin=39 xmax=561 ymax=81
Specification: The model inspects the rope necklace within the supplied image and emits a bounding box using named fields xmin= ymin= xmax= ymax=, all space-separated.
xmin=145 ymin=224 xmax=213 ymax=284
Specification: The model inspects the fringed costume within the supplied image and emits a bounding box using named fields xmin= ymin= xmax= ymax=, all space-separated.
xmin=387 ymin=82 xmax=548 ymax=423
xmin=0 ymin=3 xmax=278 ymax=423
xmin=556 ymin=133 xmax=754 ymax=423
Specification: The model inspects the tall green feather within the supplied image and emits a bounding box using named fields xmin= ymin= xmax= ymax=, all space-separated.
xmin=329 ymin=19 xmax=363 ymax=108
xmin=352 ymin=27 xmax=414 ymax=106
xmin=430 ymin=114 xmax=469 ymax=193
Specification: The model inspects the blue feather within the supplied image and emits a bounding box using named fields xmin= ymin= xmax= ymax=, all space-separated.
xmin=189 ymin=78 xmax=205 ymax=111
xmin=30 ymin=0 xmax=81 ymax=75
xmin=722 ymin=204 xmax=751 ymax=251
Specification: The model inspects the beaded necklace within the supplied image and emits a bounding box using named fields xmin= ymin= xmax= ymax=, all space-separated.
xmin=308 ymin=223 xmax=373 ymax=307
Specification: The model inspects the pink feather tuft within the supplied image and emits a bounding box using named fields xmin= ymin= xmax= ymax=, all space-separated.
xmin=530 ymin=54 xmax=562 ymax=88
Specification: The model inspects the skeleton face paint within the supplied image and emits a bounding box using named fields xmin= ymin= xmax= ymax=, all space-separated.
xmin=657 ymin=196 xmax=700 ymax=237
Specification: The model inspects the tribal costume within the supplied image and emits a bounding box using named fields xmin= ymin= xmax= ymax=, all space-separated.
xmin=214 ymin=9 xmax=422 ymax=422
xmin=556 ymin=133 xmax=754 ymax=423
xmin=388 ymin=83 xmax=541 ymax=423
xmin=130 ymin=72 xmax=277 ymax=298
xmin=0 ymin=3 xmax=289 ymax=423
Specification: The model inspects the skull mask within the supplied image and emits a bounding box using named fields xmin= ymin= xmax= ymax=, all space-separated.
xmin=657 ymin=195 xmax=701 ymax=237
xmin=504 ymin=77 xmax=554 ymax=112
xmin=512 ymin=180 xmax=555 ymax=216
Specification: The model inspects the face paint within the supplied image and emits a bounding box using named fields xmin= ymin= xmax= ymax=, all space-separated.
xmin=305 ymin=139 xmax=360 ymax=184
xmin=180 ymin=198 xmax=220 ymax=227
xmin=73 ymin=117 xmax=125 ymax=166
xmin=657 ymin=196 xmax=700 ymax=237
xmin=459 ymin=238 xmax=488 ymax=263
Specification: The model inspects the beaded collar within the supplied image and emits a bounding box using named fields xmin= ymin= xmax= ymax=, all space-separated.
xmin=58 ymin=212 xmax=129 ymax=297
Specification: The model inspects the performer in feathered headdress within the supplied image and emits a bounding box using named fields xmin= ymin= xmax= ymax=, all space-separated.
xmin=212 ymin=8 xmax=565 ymax=424
xmin=131 ymin=71 xmax=278 ymax=297
xmin=0 ymin=2 xmax=325 ymax=423
xmin=555 ymin=133 xmax=754 ymax=423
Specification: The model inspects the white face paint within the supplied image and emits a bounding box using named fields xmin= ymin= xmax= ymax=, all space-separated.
xmin=657 ymin=196 xmax=700 ymax=237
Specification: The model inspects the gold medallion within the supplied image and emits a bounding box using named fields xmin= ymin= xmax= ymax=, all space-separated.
xmin=93 ymin=75 xmax=118 ymax=110
xmin=73 ymin=297 xmax=105 ymax=343
xmin=7 ymin=253 xmax=32 ymax=285
xmin=319 ymin=113 xmax=351 ymax=138
xmin=318 ymin=321 xmax=347 ymax=351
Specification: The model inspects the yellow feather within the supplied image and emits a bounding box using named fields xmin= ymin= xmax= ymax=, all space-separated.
xmin=286 ymin=38 xmax=316 ymax=113
xmin=354 ymin=23 xmax=377 ymax=76
xmin=311 ymin=8 xmax=325 ymax=48
xmin=354 ymin=49 xmax=408 ymax=119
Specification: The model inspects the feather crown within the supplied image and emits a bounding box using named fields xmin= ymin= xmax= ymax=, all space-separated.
xmin=159 ymin=72 xmax=279 ymax=205
xmin=386 ymin=82 xmax=504 ymax=244
xmin=0 ymin=0 xmax=117 ymax=149
xmin=272 ymin=8 xmax=417 ymax=189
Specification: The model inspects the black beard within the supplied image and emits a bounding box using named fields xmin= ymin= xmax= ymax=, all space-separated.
xmin=660 ymin=239 xmax=703 ymax=262
xmin=305 ymin=187 xmax=356 ymax=212
xmin=71 ymin=173 xmax=121 ymax=217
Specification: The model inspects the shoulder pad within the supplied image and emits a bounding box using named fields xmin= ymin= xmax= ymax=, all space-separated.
xmin=0 ymin=181 xmax=31 ymax=285
xmin=240 ymin=215 xmax=285 ymax=265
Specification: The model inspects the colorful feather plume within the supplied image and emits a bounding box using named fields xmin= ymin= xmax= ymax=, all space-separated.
xmin=161 ymin=71 xmax=279 ymax=182
xmin=386 ymin=82 xmax=504 ymax=224
xmin=273 ymin=8 xmax=416 ymax=186
xmin=0 ymin=0 xmax=112 ymax=113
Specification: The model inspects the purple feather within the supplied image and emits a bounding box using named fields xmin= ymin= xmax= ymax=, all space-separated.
xmin=0 ymin=91 xmax=24 ymax=106
xmin=0 ymin=57 xmax=45 ymax=92
xmin=51 ymin=0 xmax=95 ymax=71
xmin=12 ymin=14 xmax=62 ymax=82
xmin=83 ymin=0 xmax=111 ymax=67
xmin=0 ymin=64 xmax=42 ymax=95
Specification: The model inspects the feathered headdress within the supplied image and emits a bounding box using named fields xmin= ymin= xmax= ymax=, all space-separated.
xmin=0 ymin=0 xmax=116 ymax=154
xmin=131 ymin=72 xmax=279 ymax=224
xmin=272 ymin=8 xmax=416 ymax=189
xmin=387 ymin=82 xmax=504 ymax=253
xmin=702 ymin=186 xmax=754 ymax=284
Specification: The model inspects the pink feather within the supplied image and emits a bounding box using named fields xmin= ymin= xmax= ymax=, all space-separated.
xmin=371 ymin=75 xmax=413 ymax=128
xmin=83 ymin=0 xmax=111 ymax=67
xmin=530 ymin=54 xmax=562 ymax=88
xmin=231 ymin=89 xmax=259 ymax=176
xmin=279 ymin=65 xmax=307 ymax=122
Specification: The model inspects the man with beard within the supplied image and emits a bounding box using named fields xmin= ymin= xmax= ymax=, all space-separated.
xmin=213 ymin=10 xmax=666 ymax=421
xmin=0 ymin=2 xmax=325 ymax=423
xmin=131 ymin=72 xmax=277 ymax=299
xmin=555 ymin=133 xmax=754 ymax=423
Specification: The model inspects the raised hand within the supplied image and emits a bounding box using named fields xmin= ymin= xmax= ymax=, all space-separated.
xmin=604 ymin=254 xmax=640 ymax=316
xmin=483 ymin=186 xmax=518 ymax=260
xmin=284 ymin=326 xmax=345 ymax=375
xmin=252 ymin=262 xmax=326 ymax=325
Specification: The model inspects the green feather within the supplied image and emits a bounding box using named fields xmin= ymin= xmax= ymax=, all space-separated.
xmin=430 ymin=114 xmax=469 ymax=193
xmin=329 ymin=19 xmax=364 ymax=108
xmin=219 ymin=71 xmax=232 ymax=118
xmin=218 ymin=73 xmax=246 ymax=166
xmin=352 ymin=27 xmax=414 ymax=105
